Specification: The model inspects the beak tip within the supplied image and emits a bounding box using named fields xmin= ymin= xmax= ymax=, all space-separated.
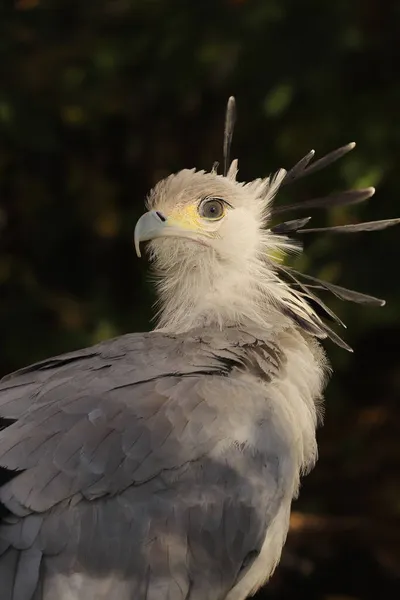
xmin=134 ymin=239 xmax=142 ymax=258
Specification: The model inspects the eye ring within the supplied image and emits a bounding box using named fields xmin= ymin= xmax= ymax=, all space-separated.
xmin=198 ymin=197 xmax=226 ymax=221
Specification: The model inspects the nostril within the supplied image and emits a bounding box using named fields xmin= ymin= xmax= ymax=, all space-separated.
xmin=155 ymin=211 xmax=166 ymax=222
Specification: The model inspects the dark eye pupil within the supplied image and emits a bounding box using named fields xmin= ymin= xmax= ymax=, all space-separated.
xmin=205 ymin=202 xmax=220 ymax=217
xmin=200 ymin=198 xmax=224 ymax=219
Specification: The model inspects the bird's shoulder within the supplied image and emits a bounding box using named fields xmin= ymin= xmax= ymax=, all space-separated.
xmin=0 ymin=326 xmax=287 ymax=513
xmin=0 ymin=325 xmax=283 ymax=414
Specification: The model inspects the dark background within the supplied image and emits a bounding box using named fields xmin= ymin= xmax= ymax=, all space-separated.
xmin=0 ymin=1 xmax=399 ymax=598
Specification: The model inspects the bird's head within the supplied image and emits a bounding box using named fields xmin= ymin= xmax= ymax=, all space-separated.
xmin=135 ymin=163 xmax=289 ymax=276
xmin=134 ymin=98 xmax=399 ymax=345
xmin=134 ymin=162 xmax=292 ymax=333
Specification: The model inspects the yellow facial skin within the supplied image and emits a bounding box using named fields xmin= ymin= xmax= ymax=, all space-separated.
xmin=167 ymin=203 xmax=203 ymax=231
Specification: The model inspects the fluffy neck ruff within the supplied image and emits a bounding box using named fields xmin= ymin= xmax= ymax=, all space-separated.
xmin=150 ymin=233 xmax=310 ymax=335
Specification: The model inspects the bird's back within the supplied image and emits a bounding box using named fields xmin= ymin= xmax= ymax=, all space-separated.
xmin=0 ymin=324 xmax=323 ymax=600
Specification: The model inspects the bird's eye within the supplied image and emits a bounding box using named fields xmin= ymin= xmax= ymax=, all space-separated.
xmin=198 ymin=198 xmax=225 ymax=220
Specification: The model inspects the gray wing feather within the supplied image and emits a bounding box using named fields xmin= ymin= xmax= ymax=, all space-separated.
xmin=0 ymin=546 xmax=19 ymax=600
xmin=0 ymin=328 xmax=288 ymax=600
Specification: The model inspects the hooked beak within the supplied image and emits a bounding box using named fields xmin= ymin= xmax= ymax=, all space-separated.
xmin=134 ymin=211 xmax=169 ymax=257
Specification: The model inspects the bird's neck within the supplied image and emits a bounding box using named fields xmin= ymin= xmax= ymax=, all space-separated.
xmin=153 ymin=255 xmax=284 ymax=333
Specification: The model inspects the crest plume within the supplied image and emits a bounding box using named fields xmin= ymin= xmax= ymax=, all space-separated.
xmin=223 ymin=96 xmax=236 ymax=176
xmin=219 ymin=96 xmax=399 ymax=351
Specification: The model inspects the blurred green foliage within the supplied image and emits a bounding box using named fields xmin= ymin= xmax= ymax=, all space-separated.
xmin=0 ymin=0 xmax=399 ymax=598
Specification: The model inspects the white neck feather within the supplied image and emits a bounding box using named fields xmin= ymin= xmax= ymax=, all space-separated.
xmin=152 ymin=243 xmax=299 ymax=334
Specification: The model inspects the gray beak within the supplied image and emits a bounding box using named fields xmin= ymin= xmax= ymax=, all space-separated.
xmin=134 ymin=210 xmax=168 ymax=257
